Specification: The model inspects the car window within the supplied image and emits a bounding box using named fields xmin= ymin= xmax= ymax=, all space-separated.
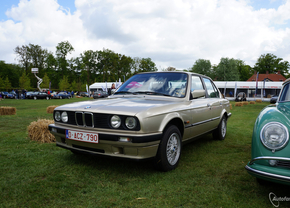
xmin=116 ymin=72 xmax=188 ymax=98
xmin=191 ymin=76 xmax=204 ymax=92
xmin=279 ymin=83 xmax=290 ymax=102
xmin=203 ymin=78 xmax=219 ymax=98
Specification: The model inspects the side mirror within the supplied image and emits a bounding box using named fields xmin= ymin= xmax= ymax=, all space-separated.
xmin=191 ymin=89 xmax=205 ymax=99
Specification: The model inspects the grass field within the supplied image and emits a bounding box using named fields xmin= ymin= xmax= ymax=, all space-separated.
xmin=0 ymin=98 xmax=289 ymax=207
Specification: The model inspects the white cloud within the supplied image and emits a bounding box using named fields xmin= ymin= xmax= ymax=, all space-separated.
xmin=1 ymin=0 xmax=290 ymax=70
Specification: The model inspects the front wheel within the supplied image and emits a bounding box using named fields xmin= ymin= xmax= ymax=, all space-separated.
xmin=154 ymin=125 xmax=182 ymax=171
xmin=213 ymin=115 xmax=227 ymax=140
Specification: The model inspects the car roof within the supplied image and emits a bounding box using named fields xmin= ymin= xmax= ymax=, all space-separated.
xmin=137 ymin=71 xmax=212 ymax=80
xmin=283 ymin=78 xmax=290 ymax=85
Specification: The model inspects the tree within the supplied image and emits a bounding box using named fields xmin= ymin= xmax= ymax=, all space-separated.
xmin=80 ymin=50 xmax=98 ymax=84
xmin=190 ymin=59 xmax=212 ymax=77
xmin=165 ymin=66 xmax=176 ymax=71
xmin=139 ymin=58 xmax=157 ymax=72
xmin=214 ymin=58 xmax=240 ymax=81
xmin=41 ymin=73 xmax=50 ymax=89
xmin=59 ymin=76 xmax=70 ymax=91
xmin=3 ymin=76 xmax=11 ymax=91
xmin=56 ymin=41 xmax=74 ymax=76
xmin=254 ymin=53 xmax=289 ymax=77
xmin=0 ymin=76 xmax=3 ymax=90
xmin=14 ymin=45 xmax=31 ymax=73
xmin=19 ymin=72 xmax=31 ymax=90
xmin=236 ymin=60 xmax=254 ymax=81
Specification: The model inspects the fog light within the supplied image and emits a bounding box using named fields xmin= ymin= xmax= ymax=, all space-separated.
xmin=269 ymin=160 xmax=277 ymax=166
xmin=119 ymin=137 xmax=132 ymax=142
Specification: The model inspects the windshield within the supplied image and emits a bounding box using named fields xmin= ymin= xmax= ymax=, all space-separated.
xmin=115 ymin=72 xmax=188 ymax=98
xmin=279 ymin=83 xmax=290 ymax=102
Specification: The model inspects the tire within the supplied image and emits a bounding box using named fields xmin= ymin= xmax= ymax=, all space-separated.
xmin=154 ymin=125 xmax=182 ymax=171
xmin=213 ymin=115 xmax=227 ymax=140
xmin=34 ymin=96 xmax=37 ymax=100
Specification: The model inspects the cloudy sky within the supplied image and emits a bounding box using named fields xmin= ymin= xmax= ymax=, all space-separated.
xmin=1 ymin=0 xmax=290 ymax=70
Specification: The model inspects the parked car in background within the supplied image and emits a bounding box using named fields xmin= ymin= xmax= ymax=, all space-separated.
xmin=235 ymin=92 xmax=247 ymax=102
xmin=53 ymin=92 xmax=71 ymax=99
xmin=26 ymin=92 xmax=51 ymax=100
xmin=245 ymin=78 xmax=290 ymax=185
xmin=270 ymin=95 xmax=278 ymax=104
xmin=6 ymin=92 xmax=16 ymax=99
xmin=1 ymin=92 xmax=9 ymax=99
xmin=49 ymin=71 xmax=231 ymax=171
xmin=79 ymin=92 xmax=89 ymax=97
xmin=93 ymin=90 xmax=108 ymax=99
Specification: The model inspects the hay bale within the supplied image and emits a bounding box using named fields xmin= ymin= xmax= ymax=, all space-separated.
xmin=47 ymin=105 xmax=58 ymax=114
xmin=235 ymin=102 xmax=243 ymax=107
xmin=242 ymin=101 xmax=249 ymax=105
xmin=28 ymin=119 xmax=55 ymax=143
xmin=250 ymin=101 xmax=256 ymax=104
xmin=0 ymin=106 xmax=16 ymax=115
xmin=256 ymin=99 xmax=262 ymax=103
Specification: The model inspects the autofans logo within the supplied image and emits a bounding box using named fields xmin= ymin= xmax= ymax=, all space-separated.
xmin=269 ymin=192 xmax=290 ymax=207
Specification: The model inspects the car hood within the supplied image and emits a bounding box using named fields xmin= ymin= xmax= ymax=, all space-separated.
xmin=55 ymin=96 xmax=187 ymax=117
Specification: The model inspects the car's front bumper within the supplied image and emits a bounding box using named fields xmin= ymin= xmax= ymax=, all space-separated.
xmin=245 ymin=156 xmax=290 ymax=185
xmin=49 ymin=124 xmax=161 ymax=160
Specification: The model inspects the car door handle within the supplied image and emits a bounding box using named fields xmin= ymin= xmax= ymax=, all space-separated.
xmin=207 ymin=103 xmax=212 ymax=109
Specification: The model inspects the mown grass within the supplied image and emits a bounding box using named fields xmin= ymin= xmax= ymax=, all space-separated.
xmin=0 ymin=98 xmax=289 ymax=207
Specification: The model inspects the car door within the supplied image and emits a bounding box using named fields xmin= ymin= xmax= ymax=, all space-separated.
xmin=183 ymin=75 xmax=214 ymax=140
xmin=202 ymin=77 xmax=223 ymax=129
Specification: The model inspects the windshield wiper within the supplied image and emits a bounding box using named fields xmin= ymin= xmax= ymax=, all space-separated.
xmin=114 ymin=91 xmax=137 ymax=95
xmin=135 ymin=91 xmax=170 ymax=96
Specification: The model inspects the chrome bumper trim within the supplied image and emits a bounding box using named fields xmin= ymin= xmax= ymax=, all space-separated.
xmin=245 ymin=165 xmax=290 ymax=182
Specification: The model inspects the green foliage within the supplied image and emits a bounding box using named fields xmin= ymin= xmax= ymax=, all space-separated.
xmin=9 ymin=42 xmax=290 ymax=90
xmin=254 ymin=53 xmax=289 ymax=77
xmin=190 ymin=59 xmax=212 ymax=77
xmin=19 ymin=72 xmax=31 ymax=90
xmin=59 ymin=76 xmax=70 ymax=91
xmin=215 ymin=57 xmax=240 ymax=81
xmin=0 ymin=76 xmax=3 ymax=89
xmin=41 ymin=73 xmax=50 ymax=89
xmin=3 ymin=76 xmax=12 ymax=91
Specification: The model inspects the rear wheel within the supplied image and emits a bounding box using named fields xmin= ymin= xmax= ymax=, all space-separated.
xmin=154 ymin=125 xmax=182 ymax=171
xmin=213 ymin=115 xmax=227 ymax=140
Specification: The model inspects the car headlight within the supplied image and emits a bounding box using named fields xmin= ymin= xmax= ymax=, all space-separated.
xmin=260 ymin=122 xmax=289 ymax=151
xmin=111 ymin=115 xmax=121 ymax=128
xmin=61 ymin=111 xmax=68 ymax=123
xmin=125 ymin=117 xmax=137 ymax=129
xmin=55 ymin=111 xmax=61 ymax=121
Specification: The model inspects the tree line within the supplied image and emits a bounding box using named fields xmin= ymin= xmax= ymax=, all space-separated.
xmin=0 ymin=40 xmax=289 ymax=92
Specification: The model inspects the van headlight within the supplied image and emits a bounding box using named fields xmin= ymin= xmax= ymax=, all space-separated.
xmin=61 ymin=111 xmax=68 ymax=123
xmin=260 ymin=122 xmax=289 ymax=151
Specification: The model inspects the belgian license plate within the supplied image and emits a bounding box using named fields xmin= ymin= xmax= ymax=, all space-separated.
xmin=66 ymin=129 xmax=99 ymax=143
